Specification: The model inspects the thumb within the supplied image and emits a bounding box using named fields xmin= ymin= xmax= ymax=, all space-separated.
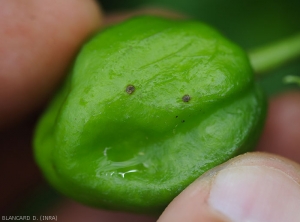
xmin=158 ymin=152 xmax=300 ymax=222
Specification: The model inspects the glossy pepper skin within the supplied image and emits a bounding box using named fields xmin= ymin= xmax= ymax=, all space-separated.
xmin=34 ymin=16 xmax=266 ymax=214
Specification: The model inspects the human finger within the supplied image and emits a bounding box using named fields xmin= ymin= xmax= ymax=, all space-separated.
xmin=0 ymin=0 xmax=102 ymax=130
xmin=256 ymin=90 xmax=300 ymax=163
xmin=158 ymin=152 xmax=300 ymax=222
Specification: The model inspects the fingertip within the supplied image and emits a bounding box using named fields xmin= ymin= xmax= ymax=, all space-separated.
xmin=158 ymin=183 xmax=229 ymax=222
xmin=158 ymin=153 xmax=300 ymax=222
xmin=256 ymin=90 xmax=300 ymax=163
xmin=0 ymin=0 xmax=102 ymax=129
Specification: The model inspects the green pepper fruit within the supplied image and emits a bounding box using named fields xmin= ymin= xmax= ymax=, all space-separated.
xmin=34 ymin=16 xmax=266 ymax=214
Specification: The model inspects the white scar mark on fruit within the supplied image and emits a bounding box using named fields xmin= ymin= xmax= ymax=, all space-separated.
xmin=103 ymin=147 xmax=111 ymax=156
xmin=118 ymin=169 xmax=138 ymax=178
xmin=173 ymin=124 xmax=178 ymax=134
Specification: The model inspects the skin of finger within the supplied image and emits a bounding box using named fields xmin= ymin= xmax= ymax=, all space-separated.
xmin=256 ymin=90 xmax=300 ymax=163
xmin=157 ymin=180 xmax=230 ymax=222
xmin=158 ymin=152 xmax=300 ymax=222
xmin=47 ymin=200 xmax=157 ymax=222
xmin=0 ymin=0 xmax=102 ymax=130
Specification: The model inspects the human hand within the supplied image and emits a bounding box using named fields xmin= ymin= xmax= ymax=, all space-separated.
xmin=1 ymin=1 xmax=300 ymax=221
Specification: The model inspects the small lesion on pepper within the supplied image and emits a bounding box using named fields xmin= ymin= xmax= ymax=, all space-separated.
xmin=182 ymin=94 xmax=191 ymax=102
xmin=126 ymin=85 xmax=135 ymax=94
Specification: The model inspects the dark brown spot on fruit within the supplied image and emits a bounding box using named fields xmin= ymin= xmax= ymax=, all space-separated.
xmin=126 ymin=85 xmax=135 ymax=94
xmin=182 ymin=95 xmax=190 ymax=102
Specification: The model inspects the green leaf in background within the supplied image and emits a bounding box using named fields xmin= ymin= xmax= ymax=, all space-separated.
xmin=284 ymin=75 xmax=300 ymax=86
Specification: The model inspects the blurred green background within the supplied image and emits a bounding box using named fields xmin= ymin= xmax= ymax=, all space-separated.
xmin=10 ymin=0 xmax=300 ymax=218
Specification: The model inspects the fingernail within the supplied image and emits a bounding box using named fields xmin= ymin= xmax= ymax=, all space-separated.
xmin=208 ymin=166 xmax=300 ymax=222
